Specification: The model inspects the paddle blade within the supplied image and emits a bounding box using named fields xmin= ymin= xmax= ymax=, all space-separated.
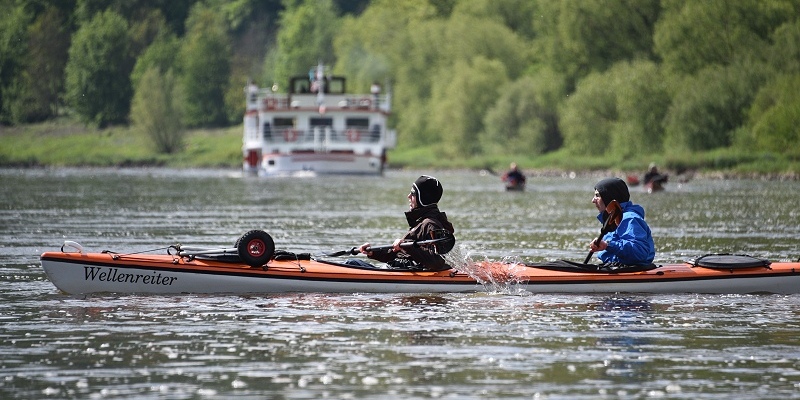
xmin=602 ymin=200 xmax=622 ymax=233
xmin=606 ymin=199 xmax=622 ymax=219
xmin=323 ymin=247 xmax=358 ymax=257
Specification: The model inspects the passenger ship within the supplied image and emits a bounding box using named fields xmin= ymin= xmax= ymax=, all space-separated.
xmin=242 ymin=64 xmax=396 ymax=176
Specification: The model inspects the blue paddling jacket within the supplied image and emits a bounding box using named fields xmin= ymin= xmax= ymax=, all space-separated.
xmin=596 ymin=201 xmax=655 ymax=266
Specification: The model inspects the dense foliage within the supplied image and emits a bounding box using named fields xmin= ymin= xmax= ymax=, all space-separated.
xmin=130 ymin=67 xmax=184 ymax=154
xmin=1 ymin=0 xmax=799 ymax=160
xmin=64 ymin=9 xmax=133 ymax=127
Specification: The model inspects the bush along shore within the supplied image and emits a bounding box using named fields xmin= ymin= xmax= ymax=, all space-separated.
xmin=1 ymin=120 xmax=798 ymax=180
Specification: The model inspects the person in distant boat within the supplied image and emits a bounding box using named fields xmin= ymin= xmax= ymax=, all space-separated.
xmin=501 ymin=162 xmax=526 ymax=191
xmin=356 ymin=175 xmax=456 ymax=271
xmin=589 ymin=177 xmax=655 ymax=266
xmin=643 ymin=163 xmax=668 ymax=192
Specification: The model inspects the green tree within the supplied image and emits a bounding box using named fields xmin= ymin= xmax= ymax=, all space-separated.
xmin=7 ymin=6 xmax=69 ymax=123
xmin=179 ymin=3 xmax=231 ymax=127
xmin=0 ymin=3 xmax=32 ymax=124
xmin=663 ymin=62 xmax=769 ymax=152
xmin=654 ymin=0 xmax=797 ymax=75
xmin=420 ymin=11 xmax=530 ymax=148
xmin=131 ymin=33 xmax=181 ymax=89
xmin=767 ymin=19 xmax=800 ymax=74
xmin=334 ymin=3 xmax=402 ymax=93
xmin=746 ymin=74 xmax=800 ymax=154
xmin=453 ymin=0 xmax=540 ymax=40
xmin=265 ymin=0 xmax=339 ymax=90
xmin=482 ymin=75 xmax=562 ymax=156
xmin=335 ymin=0 xmax=535 ymax=147
xmin=608 ymin=60 xmax=671 ymax=157
xmin=525 ymin=67 xmax=568 ymax=152
xmin=204 ymin=0 xmax=279 ymax=32
xmin=538 ymin=0 xmax=660 ymax=89
xmin=128 ymin=8 xmax=171 ymax=58
xmin=442 ymin=8 xmax=531 ymax=80
xmin=380 ymin=9 xmax=445 ymax=146
xmin=64 ymin=10 xmax=133 ymax=127
xmin=74 ymin=0 xmax=195 ymax=36
xmin=131 ymin=66 xmax=184 ymax=154
xmin=430 ymin=57 xmax=508 ymax=156
xmin=334 ymin=0 xmax=440 ymax=146
xmin=559 ymin=72 xmax=617 ymax=155
xmin=560 ymin=61 xmax=671 ymax=157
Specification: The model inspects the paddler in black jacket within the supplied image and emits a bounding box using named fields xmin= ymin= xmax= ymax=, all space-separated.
xmin=357 ymin=175 xmax=456 ymax=271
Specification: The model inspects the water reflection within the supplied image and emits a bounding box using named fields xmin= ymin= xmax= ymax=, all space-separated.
xmin=4 ymin=290 xmax=800 ymax=398
xmin=589 ymin=297 xmax=656 ymax=387
xmin=2 ymin=169 xmax=800 ymax=398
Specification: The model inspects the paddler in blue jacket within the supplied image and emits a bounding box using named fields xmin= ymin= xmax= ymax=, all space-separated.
xmin=589 ymin=177 xmax=655 ymax=266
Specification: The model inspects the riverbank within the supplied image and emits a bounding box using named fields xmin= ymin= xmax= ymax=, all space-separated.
xmin=2 ymin=119 xmax=798 ymax=179
xmin=0 ymin=119 xmax=241 ymax=168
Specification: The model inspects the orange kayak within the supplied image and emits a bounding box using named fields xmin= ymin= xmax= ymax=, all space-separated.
xmin=40 ymin=231 xmax=800 ymax=295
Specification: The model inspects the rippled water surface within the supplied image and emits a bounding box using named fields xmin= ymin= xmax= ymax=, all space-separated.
xmin=2 ymin=168 xmax=800 ymax=399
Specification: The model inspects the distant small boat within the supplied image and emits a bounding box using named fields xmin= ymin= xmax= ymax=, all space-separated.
xmin=627 ymin=174 xmax=668 ymax=193
xmin=505 ymin=181 xmax=525 ymax=191
xmin=626 ymin=175 xmax=640 ymax=186
xmin=645 ymin=178 xmax=666 ymax=193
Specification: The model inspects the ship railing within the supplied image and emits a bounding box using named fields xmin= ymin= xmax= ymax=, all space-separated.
xmin=268 ymin=126 xmax=388 ymax=146
xmin=335 ymin=95 xmax=388 ymax=111
xmin=251 ymin=94 xmax=390 ymax=112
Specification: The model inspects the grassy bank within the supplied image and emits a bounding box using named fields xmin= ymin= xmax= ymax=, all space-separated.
xmin=0 ymin=119 xmax=242 ymax=168
xmin=2 ymin=119 xmax=798 ymax=179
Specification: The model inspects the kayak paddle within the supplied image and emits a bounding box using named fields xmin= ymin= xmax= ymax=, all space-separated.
xmin=324 ymin=237 xmax=453 ymax=257
xmin=584 ymin=200 xmax=622 ymax=264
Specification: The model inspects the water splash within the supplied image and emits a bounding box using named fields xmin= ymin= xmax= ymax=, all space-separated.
xmin=445 ymin=245 xmax=529 ymax=294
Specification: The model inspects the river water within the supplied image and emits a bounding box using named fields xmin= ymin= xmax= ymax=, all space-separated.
xmin=2 ymin=168 xmax=799 ymax=399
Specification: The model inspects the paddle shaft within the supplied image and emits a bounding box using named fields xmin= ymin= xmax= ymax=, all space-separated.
xmin=583 ymin=233 xmax=605 ymax=264
xmin=367 ymin=238 xmax=445 ymax=253
xmin=584 ymin=200 xmax=621 ymax=264
xmin=331 ymin=237 xmax=449 ymax=257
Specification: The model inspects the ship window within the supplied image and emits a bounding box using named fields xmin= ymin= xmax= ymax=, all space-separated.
xmin=346 ymin=118 xmax=369 ymax=129
xmin=290 ymin=77 xmax=311 ymax=94
xmin=327 ymin=77 xmax=346 ymax=94
xmin=310 ymin=117 xmax=333 ymax=127
xmin=274 ymin=117 xmax=295 ymax=129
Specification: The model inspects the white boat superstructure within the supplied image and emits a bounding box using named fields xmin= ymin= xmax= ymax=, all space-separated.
xmin=243 ymin=64 xmax=396 ymax=176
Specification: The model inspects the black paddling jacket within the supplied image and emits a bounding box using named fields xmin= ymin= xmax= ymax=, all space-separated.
xmin=368 ymin=205 xmax=455 ymax=271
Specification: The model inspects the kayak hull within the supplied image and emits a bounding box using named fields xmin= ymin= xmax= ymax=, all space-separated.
xmin=40 ymin=251 xmax=800 ymax=295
